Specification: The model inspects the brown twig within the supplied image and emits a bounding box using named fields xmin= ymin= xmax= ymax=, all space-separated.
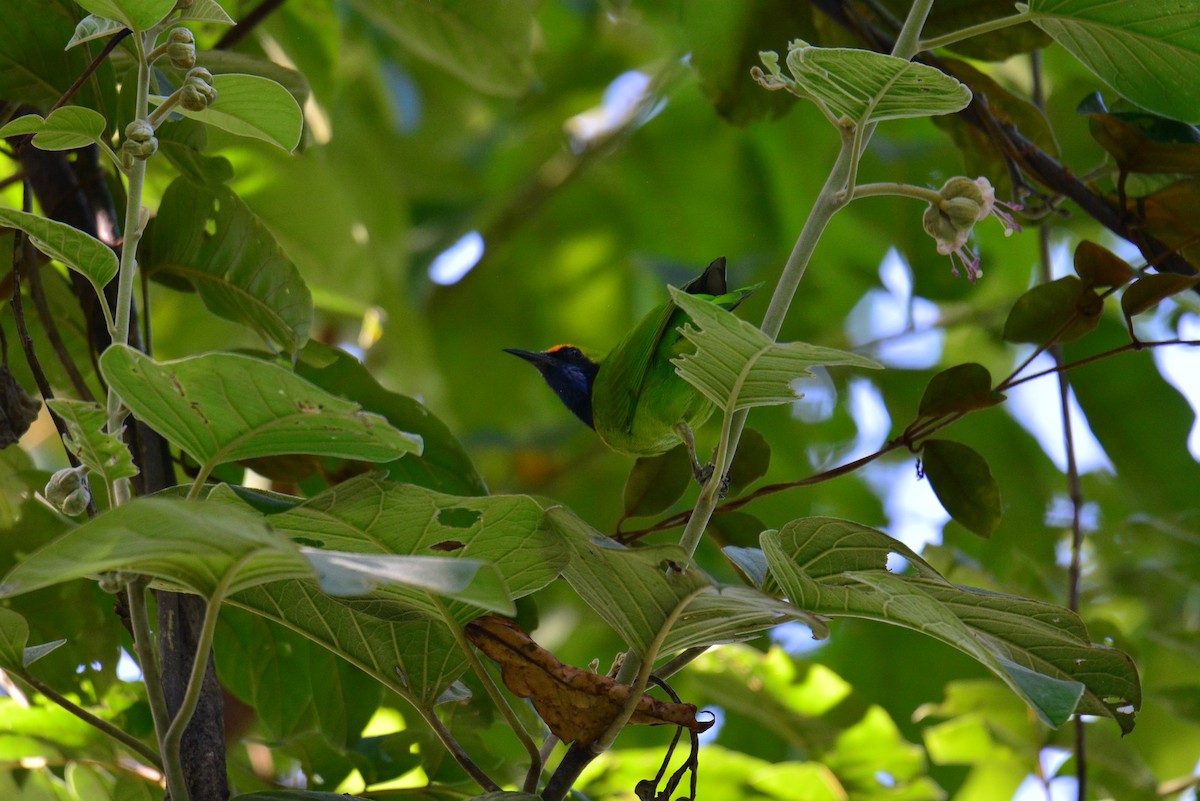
xmin=51 ymin=29 xmax=132 ymax=113
xmin=214 ymin=0 xmax=288 ymax=50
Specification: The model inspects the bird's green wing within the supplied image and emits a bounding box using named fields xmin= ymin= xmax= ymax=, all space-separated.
xmin=607 ymin=258 xmax=748 ymax=436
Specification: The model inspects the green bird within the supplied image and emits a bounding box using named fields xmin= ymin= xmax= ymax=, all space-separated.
xmin=505 ymin=257 xmax=757 ymax=475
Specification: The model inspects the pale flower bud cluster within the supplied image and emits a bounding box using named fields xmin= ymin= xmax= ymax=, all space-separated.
xmin=45 ymin=465 xmax=91 ymax=517
xmin=181 ymin=67 xmax=217 ymax=112
xmin=121 ymin=119 xmax=158 ymax=167
xmin=167 ymin=28 xmax=196 ymax=70
xmin=922 ymin=176 xmax=1022 ymax=282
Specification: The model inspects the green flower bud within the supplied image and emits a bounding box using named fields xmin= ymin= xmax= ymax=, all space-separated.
xmin=45 ymin=466 xmax=90 ymax=516
xmin=125 ymin=119 xmax=154 ymax=144
xmin=167 ymin=28 xmax=196 ymax=69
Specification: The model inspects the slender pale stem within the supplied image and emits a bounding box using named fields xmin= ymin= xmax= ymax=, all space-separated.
xmin=852 ymin=182 xmax=942 ymax=204
xmin=418 ymin=704 xmax=500 ymax=792
xmin=106 ymin=31 xmax=153 ymax=508
xmin=919 ymin=12 xmax=1031 ymax=53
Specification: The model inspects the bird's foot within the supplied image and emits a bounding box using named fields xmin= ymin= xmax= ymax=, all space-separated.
xmin=693 ymin=462 xmax=731 ymax=498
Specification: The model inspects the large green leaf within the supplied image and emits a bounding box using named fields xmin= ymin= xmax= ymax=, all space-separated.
xmin=268 ymin=473 xmax=559 ymax=619
xmin=295 ymin=343 xmax=486 ymax=496
xmin=74 ymin=0 xmax=174 ymax=32
xmin=143 ymin=177 xmax=313 ymax=353
xmin=231 ymin=580 xmax=467 ymax=706
xmin=0 ymin=495 xmax=312 ymax=599
xmin=670 ymin=287 xmax=880 ymax=413
xmin=1025 ymin=0 xmax=1200 ymax=123
xmin=155 ymin=74 xmax=304 ymax=152
xmin=99 ymin=346 xmax=422 ymax=482
xmin=216 ymin=607 xmax=381 ymax=744
xmin=346 ymin=0 xmax=537 ymax=98
xmin=0 ymin=208 xmax=117 ymax=295
xmin=756 ymin=42 xmax=972 ymax=125
xmin=547 ymin=507 xmax=826 ymax=658
xmin=0 ymin=0 xmax=116 ymax=108
xmin=761 ymin=518 xmax=1140 ymax=733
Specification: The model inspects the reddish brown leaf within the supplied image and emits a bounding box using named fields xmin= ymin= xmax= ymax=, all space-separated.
xmin=464 ymin=616 xmax=713 ymax=745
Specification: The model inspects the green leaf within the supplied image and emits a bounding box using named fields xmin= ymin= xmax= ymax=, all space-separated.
xmin=74 ymin=0 xmax=174 ymax=32
xmin=0 ymin=208 xmax=117 ymax=294
xmin=918 ymin=364 xmax=1004 ymax=419
xmin=142 ymin=177 xmax=313 ymax=352
xmin=0 ymin=107 xmax=108 ymax=151
xmin=195 ymin=51 xmax=311 ymax=111
xmin=1074 ymin=240 xmax=1136 ymax=288
xmin=762 ymin=518 xmax=1140 ymax=733
xmin=921 ymin=439 xmax=1002 ymax=538
xmin=622 ymin=444 xmax=691 ymax=518
xmin=45 ymin=399 xmax=139 ymax=487
xmin=216 ymin=608 xmax=381 ymax=743
xmin=760 ymin=42 xmax=972 ymax=125
xmin=547 ymin=507 xmax=826 ymax=658
xmin=0 ymin=607 xmax=29 ymax=671
xmin=154 ymin=74 xmax=304 ymax=152
xmin=1025 ymin=0 xmax=1200 ymax=123
xmin=680 ymin=0 xmax=817 ymax=126
xmin=725 ymin=428 xmax=771 ymax=496
xmin=670 ymin=287 xmax=880 ymax=413
xmin=1002 ymin=275 xmax=1103 ymax=344
xmin=1120 ymin=272 xmax=1200 ymax=318
xmin=66 ymin=14 xmax=125 ymax=48
xmin=0 ymin=495 xmax=313 ymax=599
xmin=268 ymin=474 xmax=557 ymax=619
xmin=178 ymin=0 xmax=235 ymax=25
xmin=295 ymin=342 xmax=486 ymax=496
xmin=0 ymin=1 xmax=116 ymax=109
xmin=231 ymin=580 xmax=466 ymax=706
xmin=345 ymin=0 xmax=537 ymax=98
xmin=98 ymin=346 xmax=422 ymax=481
xmin=304 ymin=550 xmax=513 ymax=615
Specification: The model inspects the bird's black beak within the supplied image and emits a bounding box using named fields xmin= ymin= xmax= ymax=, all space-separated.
xmin=503 ymin=348 xmax=553 ymax=368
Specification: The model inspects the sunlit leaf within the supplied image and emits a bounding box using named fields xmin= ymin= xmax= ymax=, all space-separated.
xmin=757 ymin=42 xmax=972 ymax=124
xmin=670 ymin=287 xmax=880 ymax=413
xmin=762 ymin=518 xmax=1140 ymax=733
xmin=1025 ymin=0 xmax=1200 ymax=123
xmin=547 ymin=507 xmax=826 ymax=658
xmin=74 ymin=0 xmax=173 ymax=32
xmin=99 ymin=346 xmax=422 ymax=481
xmin=154 ymin=74 xmax=303 ymax=152
xmin=45 ymin=398 xmax=139 ymax=488
xmin=0 ymin=208 xmax=117 ymax=293
xmin=0 ymin=107 xmax=108 ymax=151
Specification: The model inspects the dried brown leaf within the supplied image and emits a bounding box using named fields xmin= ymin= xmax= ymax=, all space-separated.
xmin=465 ymin=616 xmax=713 ymax=745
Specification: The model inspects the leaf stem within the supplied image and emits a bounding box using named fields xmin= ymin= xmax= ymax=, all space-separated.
xmin=918 ymin=12 xmax=1031 ymax=53
xmin=851 ymin=181 xmax=942 ymax=205
xmin=127 ymin=577 xmax=185 ymax=798
xmin=417 ymin=704 xmax=501 ymax=793
xmin=439 ymin=604 xmax=542 ymax=793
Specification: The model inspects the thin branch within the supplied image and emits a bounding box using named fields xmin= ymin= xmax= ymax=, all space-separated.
xmin=51 ymin=29 xmax=132 ymax=113
xmin=214 ymin=0 xmax=288 ymax=50
xmin=437 ymin=602 xmax=542 ymax=793
xmin=24 ymin=245 xmax=95 ymax=402
xmin=417 ymin=704 xmax=501 ymax=793
xmin=14 ymin=670 xmax=162 ymax=768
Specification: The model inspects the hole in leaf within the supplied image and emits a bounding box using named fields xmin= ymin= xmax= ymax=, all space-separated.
xmin=431 ymin=540 xmax=465 ymax=552
xmin=437 ymin=507 xmax=481 ymax=529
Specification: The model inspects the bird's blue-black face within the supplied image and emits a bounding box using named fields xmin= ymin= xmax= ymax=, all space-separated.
xmin=504 ymin=345 xmax=599 ymax=429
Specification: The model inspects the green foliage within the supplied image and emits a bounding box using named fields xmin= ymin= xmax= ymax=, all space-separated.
xmin=3 ymin=1 xmax=1199 ymax=799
